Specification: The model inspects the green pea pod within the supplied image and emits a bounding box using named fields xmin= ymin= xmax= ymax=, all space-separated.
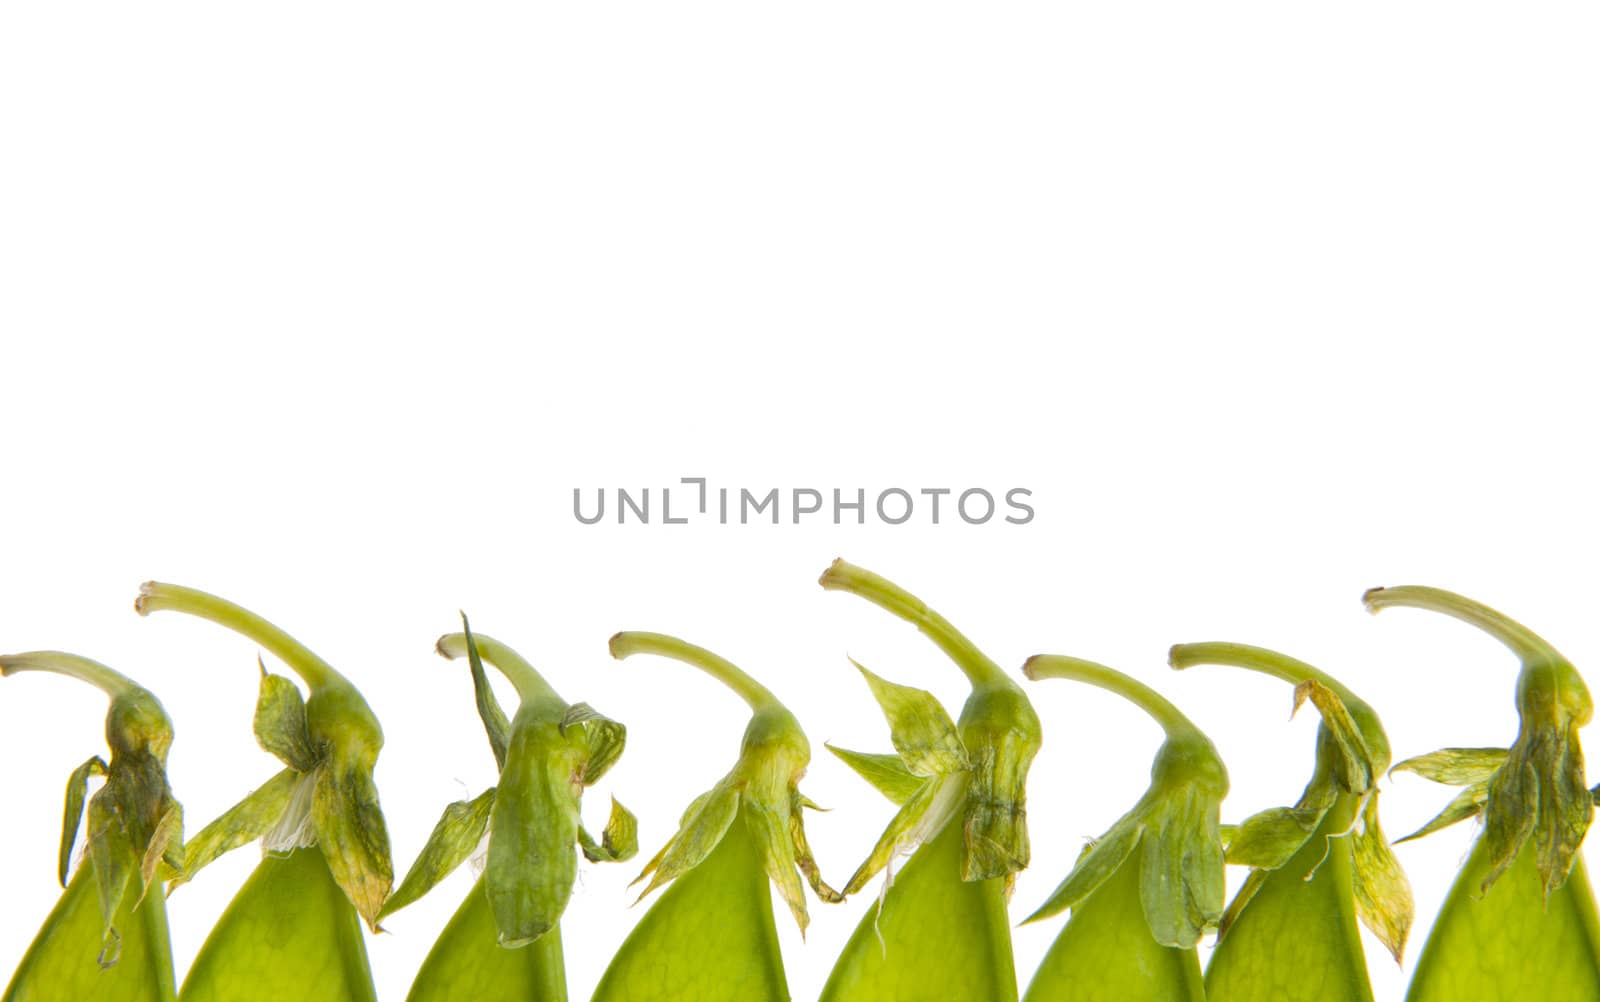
xmin=1366 ymin=586 xmax=1600 ymax=1001
xmin=1169 ymin=642 xmax=1413 ymax=1002
xmin=818 ymin=559 xmax=1041 ymax=1002
xmin=134 ymin=582 xmax=391 ymax=1002
xmin=1019 ymin=656 xmax=1227 ymax=1002
xmin=2 ymin=652 xmax=183 ymax=1002
xmin=592 ymin=632 xmax=841 ymax=1002
xmin=178 ymin=847 xmax=373 ymax=1001
xmin=382 ymin=619 xmax=636 ymax=1002
xmin=406 ymin=876 xmax=567 ymax=1001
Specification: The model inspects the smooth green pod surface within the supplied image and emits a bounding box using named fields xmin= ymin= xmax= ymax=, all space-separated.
xmin=821 ymin=819 xmax=1015 ymax=1002
xmin=179 ymin=849 xmax=374 ymax=1002
xmin=592 ymin=806 xmax=786 ymax=1001
xmin=3 ymin=866 xmax=176 ymax=1002
xmin=1406 ymin=841 xmax=1600 ymax=1001
xmin=1025 ymin=849 xmax=1204 ymax=1002
xmin=1202 ymin=797 xmax=1368 ymax=1001
xmin=405 ymin=877 xmax=566 ymax=1002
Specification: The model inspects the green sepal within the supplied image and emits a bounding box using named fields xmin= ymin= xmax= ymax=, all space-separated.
xmin=826 ymin=745 xmax=925 ymax=805
xmin=133 ymin=583 xmax=395 ymax=934
xmin=1021 ymin=657 xmax=1228 ymax=950
xmin=1350 ymin=792 xmax=1412 ymax=963
xmin=820 ymin=560 xmax=1041 ymax=893
xmin=311 ymin=758 xmax=394 ymax=932
xmin=853 ymin=660 xmax=969 ymax=777
xmin=1293 ymin=680 xmax=1375 ymax=796
xmin=579 ymin=796 xmax=638 ymax=863
xmin=427 ymin=626 xmax=637 ymax=952
xmin=1024 ymin=810 xmax=1142 ymax=924
xmin=634 ymin=783 xmax=741 ymax=900
xmin=1141 ymin=782 xmax=1227 ymax=950
xmin=138 ymin=801 xmax=183 ymax=902
xmin=486 ymin=710 xmax=584 ymax=947
xmin=1365 ymin=585 xmax=1595 ymax=901
xmin=171 ymin=768 xmax=299 ymax=889
xmin=1397 ymin=781 xmax=1492 ymax=844
xmin=1391 ymin=747 xmax=1508 ymax=786
xmin=2 ymin=654 xmax=183 ymax=954
xmin=77 ymin=690 xmax=184 ymax=965
xmin=1388 ymin=748 xmax=1508 ymax=844
xmin=841 ymin=773 xmax=963 ymax=896
xmin=1225 ymin=783 xmax=1337 ymax=870
xmin=955 ymin=684 xmax=1040 ymax=888
xmin=87 ymin=796 xmax=133 ymax=965
xmin=253 ymin=663 xmax=317 ymax=772
xmin=563 ymin=704 xmax=627 ymax=785
xmin=1170 ymin=641 xmax=1411 ymax=965
xmin=60 ymin=756 xmax=108 ymax=886
xmin=745 ymin=796 xmax=811 ymax=931
xmin=379 ymin=787 xmax=495 ymax=920
xmin=461 ymin=617 xmax=511 ymax=770
xmin=788 ymin=787 xmax=841 ymax=907
xmin=611 ymin=631 xmax=840 ymax=935
xmin=1483 ymin=712 xmax=1590 ymax=897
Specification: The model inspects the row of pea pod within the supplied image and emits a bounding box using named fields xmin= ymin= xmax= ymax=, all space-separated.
xmin=3 ymin=559 xmax=1597 ymax=1002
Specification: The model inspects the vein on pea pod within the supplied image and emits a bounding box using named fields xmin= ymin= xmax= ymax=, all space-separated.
xmin=1 ymin=652 xmax=183 ymax=1002
xmin=377 ymin=617 xmax=636 ymax=1002
xmin=590 ymin=631 xmax=841 ymax=1002
xmin=1168 ymin=642 xmax=1412 ymax=1002
xmin=1018 ymin=655 xmax=1226 ymax=1002
xmin=134 ymin=582 xmax=391 ymax=1002
xmin=1366 ymin=585 xmax=1600 ymax=1001
xmin=818 ymin=559 xmax=1040 ymax=1002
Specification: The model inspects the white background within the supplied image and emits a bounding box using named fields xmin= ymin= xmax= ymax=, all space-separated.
xmin=3 ymin=5 xmax=1598 ymax=1000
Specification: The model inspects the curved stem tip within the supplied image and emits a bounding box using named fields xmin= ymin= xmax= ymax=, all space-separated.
xmin=610 ymin=631 xmax=781 ymax=715
xmin=136 ymin=581 xmax=344 ymax=692
xmin=819 ymin=558 xmax=1009 ymax=691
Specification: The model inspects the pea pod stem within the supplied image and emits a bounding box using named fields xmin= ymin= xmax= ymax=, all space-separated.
xmin=609 ymin=631 xmax=783 ymax=716
xmin=437 ymin=631 xmax=562 ymax=707
xmin=1024 ymin=655 xmax=1197 ymax=743
xmin=135 ymin=582 xmax=343 ymax=693
xmin=1169 ymin=642 xmax=1360 ymax=710
xmin=0 ymin=651 xmax=141 ymax=700
xmin=1363 ymin=586 xmax=1557 ymax=665
xmin=819 ymin=558 xmax=1011 ymax=692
